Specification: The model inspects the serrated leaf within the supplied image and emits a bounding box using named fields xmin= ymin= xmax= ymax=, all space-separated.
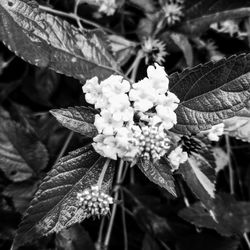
xmin=179 ymin=153 xmax=216 ymax=203
xmin=138 ymin=159 xmax=176 ymax=196
xmin=12 ymin=145 xmax=114 ymax=249
xmin=170 ymin=54 xmax=250 ymax=135
xmin=50 ymin=106 xmax=97 ymax=137
xmin=0 ymin=0 xmax=119 ymax=81
xmin=0 ymin=107 xmax=48 ymax=182
xmin=177 ymin=0 xmax=250 ymax=35
xmin=179 ymin=193 xmax=250 ymax=236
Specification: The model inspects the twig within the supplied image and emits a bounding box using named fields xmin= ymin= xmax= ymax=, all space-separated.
xmin=74 ymin=0 xmax=84 ymax=30
xmin=225 ymin=135 xmax=234 ymax=194
xmin=244 ymin=233 xmax=250 ymax=250
xmin=96 ymin=217 xmax=106 ymax=250
xmin=120 ymin=189 xmax=128 ymax=250
xmin=39 ymin=5 xmax=115 ymax=34
xmin=104 ymin=159 xmax=124 ymax=249
xmin=54 ymin=131 xmax=74 ymax=165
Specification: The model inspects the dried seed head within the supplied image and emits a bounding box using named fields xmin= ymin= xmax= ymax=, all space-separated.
xmin=77 ymin=185 xmax=113 ymax=218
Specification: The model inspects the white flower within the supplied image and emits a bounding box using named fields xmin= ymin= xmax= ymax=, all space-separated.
xmin=93 ymin=134 xmax=118 ymax=160
xmin=168 ymin=145 xmax=188 ymax=171
xmin=101 ymin=75 xmax=130 ymax=99
xmin=155 ymin=106 xmax=177 ymax=129
xmin=108 ymin=94 xmax=134 ymax=122
xmin=82 ymin=77 xmax=108 ymax=109
xmin=156 ymin=91 xmax=180 ymax=110
xmin=147 ymin=63 xmax=169 ymax=94
xmin=207 ymin=123 xmax=224 ymax=141
xmin=129 ymin=78 xmax=157 ymax=112
xmin=94 ymin=110 xmax=124 ymax=136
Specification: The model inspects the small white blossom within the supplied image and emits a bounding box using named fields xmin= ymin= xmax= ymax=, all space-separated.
xmin=93 ymin=134 xmax=118 ymax=160
xmin=108 ymin=94 xmax=134 ymax=122
xmin=129 ymin=78 xmax=157 ymax=112
xmin=155 ymin=106 xmax=177 ymax=130
xmin=101 ymin=75 xmax=130 ymax=99
xmin=207 ymin=123 xmax=224 ymax=141
xmin=168 ymin=145 xmax=188 ymax=171
xmin=82 ymin=77 xmax=107 ymax=109
xmin=77 ymin=185 xmax=113 ymax=218
xmin=94 ymin=110 xmax=123 ymax=136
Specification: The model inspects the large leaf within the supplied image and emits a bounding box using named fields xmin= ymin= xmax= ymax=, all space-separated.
xmin=50 ymin=106 xmax=98 ymax=138
xmin=0 ymin=0 xmax=119 ymax=81
xmin=138 ymin=159 xmax=176 ymax=196
xmin=178 ymin=153 xmax=216 ymax=204
xmin=179 ymin=194 xmax=250 ymax=236
xmin=170 ymin=54 xmax=250 ymax=135
xmin=177 ymin=0 xmax=250 ymax=35
xmin=0 ymin=107 xmax=48 ymax=182
xmin=12 ymin=145 xmax=114 ymax=249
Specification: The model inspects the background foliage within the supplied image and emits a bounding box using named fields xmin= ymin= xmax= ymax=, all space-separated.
xmin=1 ymin=0 xmax=250 ymax=250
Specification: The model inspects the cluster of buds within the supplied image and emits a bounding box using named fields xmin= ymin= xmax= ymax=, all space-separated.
xmin=162 ymin=0 xmax=184 ymax=26
xmin=77 ymin=185 xmax=113 ymax=218
xmin=135 ymin=124 xmax=170 ymax=162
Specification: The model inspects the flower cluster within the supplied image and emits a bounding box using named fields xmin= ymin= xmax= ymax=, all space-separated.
xmin=141 ymin=37 xmax=168 ymax=64
xmin=162 ymin=0 xmax=184 ymax=26
xmin=77 ymin=185 xmax=113 ymax=218
xmin=82 ymin=63 xmax=180 ymax=163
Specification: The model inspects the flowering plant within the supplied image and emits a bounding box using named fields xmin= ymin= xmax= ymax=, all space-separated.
xmin=1 ymin=0 xmax=250 ymax=249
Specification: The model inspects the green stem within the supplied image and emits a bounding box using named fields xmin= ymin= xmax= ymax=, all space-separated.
xmin=104 ymin=159 xmax=124 ymax=249
xmin=54 ymin=131 xmax=74 ymax=165
xmin=225 ymin=135 xmax=234 ymax=194
xmin=39 ymin=5 xmax=114 ymax=33
xmin=97 ymin=158 xmax=111 ymax=188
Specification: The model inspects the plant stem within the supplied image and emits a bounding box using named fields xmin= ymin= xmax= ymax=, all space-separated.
xmin=39 ymin=5 xmax=114 ymax=33
xmin=96 ymin=217 xmax=106 ymax=250
xmin=244 ymin=233 xmax=250 ymax=250
xmin=74 ymin=0 xmax=84 ymax=30
xmin=225 ymin=135 xmax=234 ymax=194
xmin=120 ymin=189 xmax=128 ymax=250
xmin=54 ymin=131 xmax=74 ymax=165
xmin=97 ymin=158 xmax=111 ymax=188
xmin=104 ymin=159 xmax=124 ymax=249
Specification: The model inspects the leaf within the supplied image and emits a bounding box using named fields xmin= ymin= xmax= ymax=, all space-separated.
xmin=55 ymin=224 xmax=95 ymax=250
xmin=170 ymin=54 xmax=250 ymax=135
xmin=177 ymin=232 xmax=240 ymax=250
xmin=129 ymin=0 xmax=156 ymax=13
xmin=178 ymin=153 xmax=216 ymax=204
xmin=179 ymin=193 xmax=250 ymax=236
xmin=12 ymin=145 xmax=115 ymax=249
xmin=0 ymin=107 xmax=48 ymax=182
xmin=138 ymin=159 xmax=176 ymax=197
xmin=50 ymin=106 xmax=98 ymax=138
xmin=3 ymin=181 xmax=39 ymax=213
xmin=177 ymin=0 xmax=250 ymax=35
xmin=0 ymin=0 xmax=119 ymax=81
